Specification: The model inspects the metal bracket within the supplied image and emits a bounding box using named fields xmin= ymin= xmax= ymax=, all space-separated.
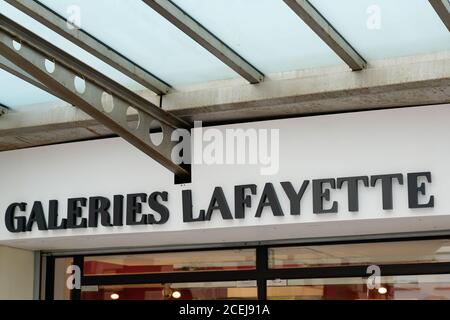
xmin=0 ymin=14 xmax=191 ymax=178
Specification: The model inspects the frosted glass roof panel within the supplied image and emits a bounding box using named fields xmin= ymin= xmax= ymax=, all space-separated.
xmin=309 ymin=0 xmax=450 ymax=60
xmin=1 ymin=0 xmax=450 ymax=110
xmin=0 ymin=0 xmax=145 ymax=109
xmin=38 ymin=0 xmax=238 ymax=86
xmin=0 ymin=69 xmax=62 ymax=107
xmin=172 ymin=0 xmax=343 ymax=73
xmin=0 ymin=0 xmax=144 ymax=89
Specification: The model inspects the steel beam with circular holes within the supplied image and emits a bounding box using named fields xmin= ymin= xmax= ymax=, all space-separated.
xmin=0 ymin=14 xmax=191 ymax=178
xmin=5 ymin=0 xmax=171 ymax=95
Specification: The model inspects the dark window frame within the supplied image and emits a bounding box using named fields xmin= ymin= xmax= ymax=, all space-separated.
xmin=43 ymin=235 xmax=450 ymax=300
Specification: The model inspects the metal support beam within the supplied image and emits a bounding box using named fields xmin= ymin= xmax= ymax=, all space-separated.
xmin=143 ymin=0 xmax=264 ymax=84
xmin=1 ymin=55 xmax=46 ymax=91
xmin=283 ymin=0 xmax=366 ymax=71
xmin=5 ymin=0 xmax=171 ymax=95
xmin=429 ymin=0 xmax=450 ymax=31
xmin=0 ymin=14 xmax=191 ymax=177
xmin=0 ymin=55 xmax=68 ymax=100
xmin=0 ymin=104 xmax=8 ymax=116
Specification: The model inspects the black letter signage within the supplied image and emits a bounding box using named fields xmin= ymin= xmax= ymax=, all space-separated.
xmin=407 ymin=172 xmax=434 ymax=208
xmin=313 ymin=179 xmax=338 ymax=214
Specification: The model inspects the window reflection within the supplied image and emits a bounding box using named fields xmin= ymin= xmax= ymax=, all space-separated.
xmin=84 ymin=249 xmax=256 ymax=275
xmin=269 ymin=239 xmax=450 ymax=269
xmin=267 ymin=275 xmax=450 ymax=300
xmin=53 ymin=257 xmax=73 ymax=300
xmin=81 ymin=281 xmax=257 ymax=300
xmin=49 ymin=239 xmax=450 ymax=300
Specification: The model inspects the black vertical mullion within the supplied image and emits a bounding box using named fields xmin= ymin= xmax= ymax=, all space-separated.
xmin=45 ymin=256 xmax=55 ymax=301
xmin=38 ymin=254 xmax=43 ymax=300
xmin=71 ymin=255 xmax=84 ymax=300
xmin=256 ymin=246 xmax=268 ymax=300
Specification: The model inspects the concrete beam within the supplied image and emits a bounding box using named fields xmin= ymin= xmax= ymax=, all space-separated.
xmin=5 ymin=0 xmax=171 ymax=95
xmin=161 ymin=51 xmax=450 ymax=122
xmin=1 ymin=51 xmax=449 ymax=151
xmin=143 ymin=0 xmax=264 ymax=84
xmin=429 ymin=0 xmax=450 ymax=31
xmin=283 ymin=0 xmax=366 ymax=71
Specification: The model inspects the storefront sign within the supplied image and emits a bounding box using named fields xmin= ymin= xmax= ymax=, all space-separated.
xmin=1 ymin=105 xmax=449 ymax=250
xmin=4 ymin=172 xmax=433 ymax=233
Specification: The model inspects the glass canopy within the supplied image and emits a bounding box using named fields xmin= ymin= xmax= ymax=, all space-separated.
xmin=0 ymin=0 xmax=144 ymax=107
xmin=38 ymin=0 xmax=238 ymax=85
xmin=0 ymin=0 xmax=449 ymax=110
xmin=171 ymin=0 xmax=343 ymax=73
xmin=309 ymin=0 xmax=450 ymax=60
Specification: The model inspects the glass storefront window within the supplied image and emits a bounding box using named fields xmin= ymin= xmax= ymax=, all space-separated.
xmin=45 ymin=239 xmax=450 ymax=300
xmin=53 ymin=257 xmax=73 ymax=300
xmin=269 ymin=239 xmax=450 ymax=269
xmin=84 ymin=249 xmax=256 ymax=275
xmin=267 ymin=274 xmax=450 ymax=300
xmin=81 ymin=281 xmax=258 ymax=300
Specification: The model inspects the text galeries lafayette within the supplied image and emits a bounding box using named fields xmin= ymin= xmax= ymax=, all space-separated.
xmin=4 ymin=172 xmax=434 ymax=233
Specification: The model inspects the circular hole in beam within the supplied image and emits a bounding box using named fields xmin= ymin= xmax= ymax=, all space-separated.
xmin=101 ymin=92 xmax=114 ymax=113
xmin=126 ymin=106 xmax=140 ymax=130
xmin=149 ymin=120 xmax=163 ymax=146
xmin=74 ymin=76 xmax=86 ymax=94
xmin=12 ymin=39 xmax=21 ymax=51
xmin=44 ymin=59 xmax=55 ymax=73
